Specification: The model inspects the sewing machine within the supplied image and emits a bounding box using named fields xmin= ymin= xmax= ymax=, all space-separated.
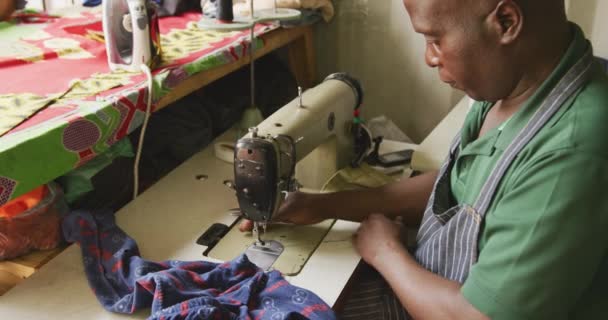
xmin=206 ymin=73 xmax=369 ymax=272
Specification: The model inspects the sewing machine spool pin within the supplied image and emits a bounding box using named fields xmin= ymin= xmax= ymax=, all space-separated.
xmin=298 ymin=86 xmax=304 ymax=108
xmin=249 ymin=127 xmax=259 ymax=137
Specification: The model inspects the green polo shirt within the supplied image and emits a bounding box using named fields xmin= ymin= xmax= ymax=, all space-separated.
xmin=451 ymin=24 xmax=608 ymax=319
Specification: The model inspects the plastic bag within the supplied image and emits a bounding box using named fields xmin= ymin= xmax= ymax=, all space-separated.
xmin=366 ymin=115 xmax=413 ymax=143
xmin=0 ymin=183 xmax=67 ymax=261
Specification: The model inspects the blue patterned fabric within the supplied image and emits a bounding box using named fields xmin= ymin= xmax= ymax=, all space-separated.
xmin=62 ymin=210 xmax=336 ymax=320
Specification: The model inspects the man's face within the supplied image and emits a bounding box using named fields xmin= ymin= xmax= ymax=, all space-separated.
xmin=403 ymin=0 xmax=507 ymax=101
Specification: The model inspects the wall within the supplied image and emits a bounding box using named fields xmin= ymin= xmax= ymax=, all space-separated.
xmin=314 ymin=0 xmax=461 ymax=142
xmin=24 ymin=0 xmax=607 ymax=141
xmin=315 ymin=0 xmax=608 ymax=142
xmin=567 ymin=0 xmax=608 ymax=59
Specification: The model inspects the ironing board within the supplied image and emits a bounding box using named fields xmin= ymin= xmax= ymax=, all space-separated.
xmin=0 ymin=7 xmax=315 ymax=207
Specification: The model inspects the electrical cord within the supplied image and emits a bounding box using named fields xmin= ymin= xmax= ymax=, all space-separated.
xmin=133 ymin=63 xmax=154 ymax=200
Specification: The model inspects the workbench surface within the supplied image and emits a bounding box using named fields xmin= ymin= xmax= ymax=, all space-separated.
xmin=0 ymin=129 xmax=366 ymax=318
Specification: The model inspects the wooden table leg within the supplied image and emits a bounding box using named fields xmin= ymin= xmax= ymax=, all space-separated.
xmin=157 ymin=26 xmax=316 ymax=111
xmin=0 ymin=270 xmax=22 ymax=296
xmin=287 ymin=26 xmax=317 ymax=89
xmin=0 ymin=247 xmax=65 ymax=296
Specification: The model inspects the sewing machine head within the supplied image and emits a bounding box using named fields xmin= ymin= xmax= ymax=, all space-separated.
xmin=232 ymin=73 xmax=368 ymax=244
xmin=234 ymin=128 xmax=297 ymax=223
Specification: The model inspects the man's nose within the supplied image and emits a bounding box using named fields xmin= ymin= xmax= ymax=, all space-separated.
xmin=425 ymin=44 xmax=440 ymax=68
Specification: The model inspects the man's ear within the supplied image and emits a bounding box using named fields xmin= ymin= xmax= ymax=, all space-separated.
xmin=488 ymin=0 xmax=524 ymax=45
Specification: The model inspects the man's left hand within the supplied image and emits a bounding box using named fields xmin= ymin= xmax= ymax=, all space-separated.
xmin=353 ymin=213 xmax=407 ymax=267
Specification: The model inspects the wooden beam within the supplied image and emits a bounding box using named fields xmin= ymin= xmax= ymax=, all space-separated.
xmin=287 ymin=25 xmax=317 ymax=89
xmin=156 ymin=25 xmax=314 ymax=111
xmin=0 ymin=247 xmax=64 ymax=296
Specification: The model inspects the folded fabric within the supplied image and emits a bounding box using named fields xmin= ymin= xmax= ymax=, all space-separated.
xmin=278 ymin=0 xmax=334 ymax=22
xmin=321 ymin=163 xmax=397 ymax=193
xmin=62 ymin=210 xmax=336 ymax=320
xmin=279 ymin=9 xmax=322 ymax=27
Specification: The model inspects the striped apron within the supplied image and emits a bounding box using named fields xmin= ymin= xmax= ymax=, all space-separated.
xmin=341 ymin=48 xmax=594 ymax=319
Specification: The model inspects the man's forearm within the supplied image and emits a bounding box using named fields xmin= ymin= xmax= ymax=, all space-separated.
xmin=312 ymin=170 xmax=438 ymax=225
xmin=375 ymin=246 xmax=489 ymax=320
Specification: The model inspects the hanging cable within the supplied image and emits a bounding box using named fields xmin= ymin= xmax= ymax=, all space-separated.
xmin=133 ymin=63 xmax=154 ymax=200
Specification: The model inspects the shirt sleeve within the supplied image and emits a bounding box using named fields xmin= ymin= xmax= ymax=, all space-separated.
xmin=461 ymin=149 xmax=608 ymax=319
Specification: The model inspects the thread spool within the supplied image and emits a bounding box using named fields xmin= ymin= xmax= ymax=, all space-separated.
xmin=217 ymin=0 xmax=234 ymax=22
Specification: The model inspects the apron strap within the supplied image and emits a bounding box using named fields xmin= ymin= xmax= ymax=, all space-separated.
xmin=448 ymin=133 xmax=462 ymax=157
xmin=434 ymin=131 xmax=462 ymax=180
xmin=472 ymin=47 xmax=595 ymax=216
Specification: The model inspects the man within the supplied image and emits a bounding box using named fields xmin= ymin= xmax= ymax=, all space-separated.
xmin=241 ymin=0 xmax=608 ymax=318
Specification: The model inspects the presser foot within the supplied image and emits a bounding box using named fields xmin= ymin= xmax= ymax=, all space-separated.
xmin=247 ymin=221 xmax=283 ymax=270
xmin=244 ymin=240 xmax=284 ymax=271
xmin=252 ymin=221 xmax=268 ymax=246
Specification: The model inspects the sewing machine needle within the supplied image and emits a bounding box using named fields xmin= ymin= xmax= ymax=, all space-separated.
xmin=253 ymin=222 xmax=265 ymax=246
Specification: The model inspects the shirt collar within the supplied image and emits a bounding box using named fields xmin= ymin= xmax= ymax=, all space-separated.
xmin=492 ymin=23 xmax=592 ymax=150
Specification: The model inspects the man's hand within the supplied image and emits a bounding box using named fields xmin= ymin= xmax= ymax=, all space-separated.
xmin=353 ymin=213 xmax=405 ymax=266
xmin=238 ymin=192 xmax=326 ymax=232
xmin=238 ymin=170 xmax=439 ymax=232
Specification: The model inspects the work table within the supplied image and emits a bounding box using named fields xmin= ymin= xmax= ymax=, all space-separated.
xmin=0 ymin=94 xmax=469 ymax=319
xmin=0 ymin=129 xmax=375 ymax=318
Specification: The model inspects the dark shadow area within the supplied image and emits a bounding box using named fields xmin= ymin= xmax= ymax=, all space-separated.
xmin=66 ymin=52 xmax=298 ymax=212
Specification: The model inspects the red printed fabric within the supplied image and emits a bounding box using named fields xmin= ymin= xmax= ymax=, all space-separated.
xmin=0 ymin=7 xmax=275 ymax=206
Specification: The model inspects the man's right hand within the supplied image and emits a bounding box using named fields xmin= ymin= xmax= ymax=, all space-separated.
xmin=238 ymin=192 xmax=326 ymax=232
xmin=238 ymin=170 xmax=439 ymax=232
